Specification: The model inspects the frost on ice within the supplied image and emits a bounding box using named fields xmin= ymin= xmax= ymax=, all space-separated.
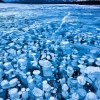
xmin=0 ymin=4 xmax=100 ymax=100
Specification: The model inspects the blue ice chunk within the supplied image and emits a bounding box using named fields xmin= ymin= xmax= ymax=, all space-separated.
xmin=9 ymin=78 xmax=18 ymax=88
xmin=71 ymin=92 xmax=79 ymax=100
xmin=9 ymin=88 xmax=19 ymax=100
xmin=4 ymin=62 xmax=13 ymax=70
xmin=0 ymin=98 xmax=3 ymax=100
xmin=32 ymin=87 xmax=43 ymax=97
xmin=1 ymin=80 xmax=9 ymax=89
xmin=85 ymin=92 xmax=97 ymax=100
xmin=39 ymin=59 xmax=53 ymax=78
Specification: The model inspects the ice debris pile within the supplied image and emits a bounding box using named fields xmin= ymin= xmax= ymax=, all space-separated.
xmin=0 ymin=15 xmax=100 ymax=100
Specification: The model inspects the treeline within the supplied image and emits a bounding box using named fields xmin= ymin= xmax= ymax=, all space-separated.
xmin=73 ymin=0 xmax=100 ymax=5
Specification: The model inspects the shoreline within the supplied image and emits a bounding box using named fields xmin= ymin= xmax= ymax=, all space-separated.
xmin=0 ymin=1 xmax=100 ymax=5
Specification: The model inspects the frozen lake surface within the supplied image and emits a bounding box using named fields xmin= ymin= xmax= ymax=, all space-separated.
xmin=0 ymin=3 xmax=100 ymax=100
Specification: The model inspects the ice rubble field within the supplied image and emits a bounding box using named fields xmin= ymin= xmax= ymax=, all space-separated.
xmin=0 ymin=4 xmax=100 ymax=100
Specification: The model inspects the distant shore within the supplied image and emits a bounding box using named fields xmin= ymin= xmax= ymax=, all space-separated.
xmin=64 ymin=1 xmax=100 ymax=5
xmin=0 ymin=1 xmax=100 ymax=5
